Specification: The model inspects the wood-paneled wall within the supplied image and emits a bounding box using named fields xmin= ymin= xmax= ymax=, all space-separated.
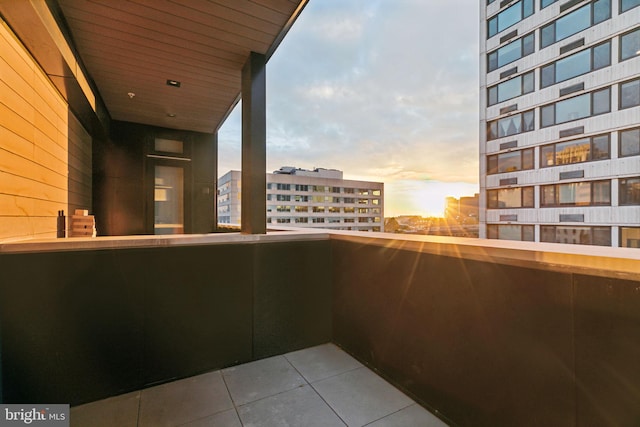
xmin=0 ymin=18 xmax=91 ymax=242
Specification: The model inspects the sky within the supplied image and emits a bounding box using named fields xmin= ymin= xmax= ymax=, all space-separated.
xmin=218 ymin=0 xmax=480 ymax=217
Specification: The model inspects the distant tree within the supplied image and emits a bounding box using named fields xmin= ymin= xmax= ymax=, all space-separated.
xmin=384 ymin=217 xmax=400 ymax=233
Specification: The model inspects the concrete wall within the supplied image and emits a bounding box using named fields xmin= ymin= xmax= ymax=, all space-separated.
xmin=1 ymin=231 xmax=638 ymax=427
xmin=331 ymin=236 xmax=640 ymax=427
xmin=0 ymin=238 xmax=331 ymax=405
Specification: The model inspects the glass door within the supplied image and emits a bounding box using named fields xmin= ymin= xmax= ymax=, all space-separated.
xmin=154 ymin=165 xmax=184 ymax=234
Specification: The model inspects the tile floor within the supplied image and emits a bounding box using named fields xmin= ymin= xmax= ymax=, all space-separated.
xmin=71 ymin=343 xmax=449 ymax=427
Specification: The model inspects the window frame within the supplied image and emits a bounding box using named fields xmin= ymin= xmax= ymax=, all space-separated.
xmin=540 ymin=0 xmax=611 ymax=49
xmin=540 ymin=180 xmax=611 ymax=207
xmin=487 ymin=109 xmax=536 ymax=140
xmin=619 ymin=78 xmax=640 ymax=110
xmin=540 ymin=225 xmax=612 ymax=246
xmin=540 ymin=87 xmax=611 ymax=128
xmin=540 ymin=40 xmax=611 ymax=88
xmin=619 ymin=27 xmax=640 ymax=62
xmin=487 ymin=224 xmax=535 ymax=241
xmin=487 ymin=186 xmax=535 ymax=209
xmin=619 ymin=127 xmax=640 ymax=158
xmin=539 ymin=134 xmax=610 ymax=167
xmin=619 ymin=177 xmax=640 ymax=206
xmin=620 ymin=0 xmax=640 ymax=13
xmin=487 ymin=32 xmax=535 ymax=72
xmin=487 ymin=0 xmax=534 ymax=38
xmin=487 ymin=148 xmax=535 ymax=175
xmin=488 ymin=71 xmax=535 ymax=106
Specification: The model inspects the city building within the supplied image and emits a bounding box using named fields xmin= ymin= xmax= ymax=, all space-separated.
xmin=480 ymin=0 xmax=640 ymax=247
xmin=445 ymin=194 xmax=479 ymax=221
xmin=218 ymin=167 xmax=384 ymax=232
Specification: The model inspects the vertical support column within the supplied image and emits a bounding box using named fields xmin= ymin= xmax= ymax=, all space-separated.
xmin=241 ymin=52 xmax=267 ymax=234
xmin=191 ymin=131 xmax=217 ymax=233
xmin=212 ymin=132 xmax=219 ymax=232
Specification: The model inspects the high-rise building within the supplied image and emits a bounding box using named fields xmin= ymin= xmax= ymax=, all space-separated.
xmin=218 ymin=167 xmax=384 ymax=232
xmin=480 ymin=0 xmax=640 ymax=247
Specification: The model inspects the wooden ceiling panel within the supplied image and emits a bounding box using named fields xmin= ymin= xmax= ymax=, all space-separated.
xmin=60 ymin=4 xmax=261 ymax=62
xmin=55 ymin=0 xmax=307 ymax=133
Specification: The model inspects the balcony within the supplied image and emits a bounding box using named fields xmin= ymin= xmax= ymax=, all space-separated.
xmin=1 ymin=230 xmax=639 ymax=426
xmin=70 ymin=343 xmax=446 ymax=426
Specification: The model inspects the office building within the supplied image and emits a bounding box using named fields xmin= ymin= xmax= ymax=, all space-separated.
xmin=218 ymin=167 xmax=384 ymax=231
xmin=480 ymin=0 xmax=640 ymax=247
xmin=445 ymin=194 xmax=479 ymax=220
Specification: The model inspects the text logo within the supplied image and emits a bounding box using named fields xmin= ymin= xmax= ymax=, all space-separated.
xmin=0 ymin=405 xmax=68 ymax=426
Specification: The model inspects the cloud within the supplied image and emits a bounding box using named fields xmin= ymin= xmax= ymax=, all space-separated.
xmin=218 ymin=0 xmax=480 ymax=214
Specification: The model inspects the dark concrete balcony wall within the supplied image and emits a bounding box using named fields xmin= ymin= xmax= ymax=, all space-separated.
xmin=253 ymin=240 xmax=332 ymax=359
xmin=0 ymin=237 xmax=331 ymax=406
xmin=0 ymin=244 xmax=253 ymax=405
xmin=574 ymin=274 xmax=640 ymax=427
xmin=331 ymin=237 xmax=640 ymax=427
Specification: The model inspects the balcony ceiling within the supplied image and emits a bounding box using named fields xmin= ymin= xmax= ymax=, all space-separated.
xmin=54 ymin=0 xmax=306 ymax=134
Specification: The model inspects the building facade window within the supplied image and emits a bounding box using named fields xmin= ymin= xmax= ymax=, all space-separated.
xmin=619 ymin=177 xmax=640 ymax=205
xmin=541 ymin=41 xmax=611 ymax=88
xmin=620 ymin=0 xmax=640 ymax=12
xmin=487 ymin=0 xmax=534 ymax=38
xmin=295 ymin=206 xmax=308 ymax=213
xmin=487 ymin=33 xmax=535 ymax=72
xmin=276 ymin=194 xmax=291 ymax=201
xmin=487 ymin=148 xmax=535 ymax=174
xmin=488 ymin=71 xmax=535 ymax=106
xmin=540 ymin=87 xmax=610 ymax=127
xmin=276 ymin=183 xmax=290 ymax=190
xmin=295 ymin=184 xmax=308 ymax=191
xmin=540 ymin=180 xmax=611 ymax=206
xmin=620 ymin=227 xmax=640 ymax=248
xmin=540 ymin=0 xmax=610 ymax=49
xmin=620 ymin=28 xmax=640 ymax=61
xmin=542 ymin=0 xmax=558 ymax=8
xmin=540 ymin=134 xmax=610 ymax=167
xmin=541 ymin=225 xmax=611 ymax=246
xmin=487 ymin=224 xmax=535 ymax=241
xmin=487 ymin=186 xmax=534 ymax=208
xmin=295 ymin=217 xmax=308 ymax=223
xmin=620 ymin=78 xmax=640 ymax=109
xmin=487 ymin=110 xmax=535 ymax=140
xmin=276 ymin=205 xmax=291 ymax=212
xmin=620 ymin=128 xmax=640 ymax=157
